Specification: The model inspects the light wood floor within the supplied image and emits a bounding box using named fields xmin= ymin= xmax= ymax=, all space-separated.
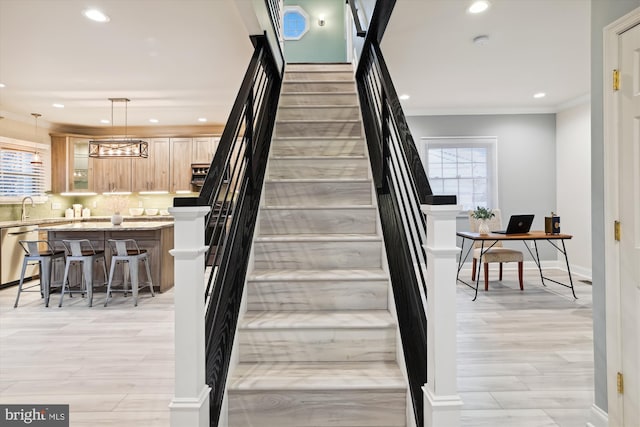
xmin=0 ymin=268 xmax=593 ymax=427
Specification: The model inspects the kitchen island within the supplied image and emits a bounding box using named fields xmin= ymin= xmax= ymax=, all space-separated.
xmin=39 ymin=221 xmax=174 ymax=292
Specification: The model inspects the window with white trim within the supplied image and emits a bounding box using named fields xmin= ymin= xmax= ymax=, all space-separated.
xmin=418 ymin=137 xmax=498 ymax=212
xmin=0 ymin=142 xmax=48 ymax=202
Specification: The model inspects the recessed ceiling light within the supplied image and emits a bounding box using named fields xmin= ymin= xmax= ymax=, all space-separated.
xmin=52 ymin=103 xmax=64 ymax=108
xmin=468 ymin=1 xmax=490 ymax=14
xmin=0 ymin=83 xmax=5 ymax=88
xmin=149 ymin=118 xmax=159 ymax=123
xmin=100 ymin=119 xmax=110 ymax=124
xmin=83 ymin=9 xmax=110 ymax=23
xmin=399 ymin=94 xmax=410 ymax=100
xmin=198 ymin=117 xmax=208 ymax=123
xmin=533 ymin=92 xmax=546 ymax=99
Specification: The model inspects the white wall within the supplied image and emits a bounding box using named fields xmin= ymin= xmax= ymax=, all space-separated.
xmin=556 ymin=101 xmax=592 ymax=278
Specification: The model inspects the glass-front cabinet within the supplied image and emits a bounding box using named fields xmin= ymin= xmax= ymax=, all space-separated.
xmin=71 ymin=138 xmax=90 ymax=191
xmin=50 ymin=135 xmax=92 ymax=193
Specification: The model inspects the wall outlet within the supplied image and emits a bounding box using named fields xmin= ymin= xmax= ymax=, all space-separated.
xmin=92 ymin=201 xmax=97 ymax=208
xmin=51 ymin=202 xmax=61 ymax=210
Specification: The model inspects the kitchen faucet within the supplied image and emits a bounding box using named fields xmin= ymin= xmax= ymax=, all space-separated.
xmin=21 ymin=196 xmax=34 ymax=222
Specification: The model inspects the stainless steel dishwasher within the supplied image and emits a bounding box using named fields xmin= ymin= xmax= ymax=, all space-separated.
xmin=1 ymin=225 xmax=39 ymax=286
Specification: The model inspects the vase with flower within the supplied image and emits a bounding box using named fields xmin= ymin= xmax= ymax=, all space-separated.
xmin=472 ymin=206 xmax=495 ymax=235
xmin=105 ymin=195 xmax=129 ymax=226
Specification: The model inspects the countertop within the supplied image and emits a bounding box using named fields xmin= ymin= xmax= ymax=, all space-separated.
xmin=38 ymin=221 xmax=174 ymax=232
xmin=0 ymin=216 xmax=174 ymax=230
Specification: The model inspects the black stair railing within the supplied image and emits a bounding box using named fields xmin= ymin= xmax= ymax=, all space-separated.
xmin=348 ymin=1 xmax=456 ymax=426
xmin=173 ymin=32 xmax=281 ymax=426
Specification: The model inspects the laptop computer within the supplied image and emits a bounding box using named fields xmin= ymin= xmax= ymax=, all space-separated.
xmin=492 ymin=214 xmax=535 ymax=234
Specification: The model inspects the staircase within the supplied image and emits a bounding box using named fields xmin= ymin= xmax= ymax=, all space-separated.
xmin=227 ymin=63 xmax=408 ymax=426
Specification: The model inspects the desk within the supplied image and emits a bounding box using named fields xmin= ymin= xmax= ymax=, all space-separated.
xmin=456 ymin=231 xmax=575 ymax=301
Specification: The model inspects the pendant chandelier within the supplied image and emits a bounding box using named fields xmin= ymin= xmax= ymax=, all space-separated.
xmin=30 ymin=113 xmax=43 ymax=165
xmin=89 ymin=98 xmax=148 ymax=158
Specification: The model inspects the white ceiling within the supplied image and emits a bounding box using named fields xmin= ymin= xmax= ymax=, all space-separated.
xmin=384 ymin=0 xmax=591 ymax=115
xmin=0 ymin=0 xmax=591 ymax=131
xmin=0 ymin=0 xmax=254 ymax=129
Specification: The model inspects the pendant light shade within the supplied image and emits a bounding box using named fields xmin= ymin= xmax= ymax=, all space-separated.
xmin=89 ymin=98 xmax=148 ymax=158
xmin=30 ymin=113 xmax=43 ymax=165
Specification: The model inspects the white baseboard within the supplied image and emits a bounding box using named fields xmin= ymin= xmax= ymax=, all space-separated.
xmin=586 ymin=404 xmax=608 ymax=427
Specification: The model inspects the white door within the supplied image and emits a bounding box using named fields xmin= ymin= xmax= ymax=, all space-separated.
xmin=618 ymin=22 xmax=640 ymax=427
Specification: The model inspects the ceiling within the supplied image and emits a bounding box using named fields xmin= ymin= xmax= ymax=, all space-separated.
xmin=385 ymin=0 xmax=591 ymax=115
xmin=0 ymin=0 xmax=590 ymax=131
xmin=0 ymin=0 xmax=255 ymax=130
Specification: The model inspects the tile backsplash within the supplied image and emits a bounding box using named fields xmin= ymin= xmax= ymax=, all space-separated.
xmin=0 ymin=193 xmax=195 ymax=221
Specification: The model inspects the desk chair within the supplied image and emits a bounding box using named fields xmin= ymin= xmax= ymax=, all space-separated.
xmin=468 ymin=209 xmax=524 ymax=291
xmin=14 ymin=240 xmax=65 ymax=308
xmin=105 ymin=239 xmax=154 ymax=307
xmin=59 ymin=239 xmax=108 ymax=307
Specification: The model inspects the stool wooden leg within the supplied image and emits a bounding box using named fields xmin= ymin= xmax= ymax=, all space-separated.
xmin=472 ymin=258 xmax=477 ymax=280
xmin=499 ymin=263 xmax=503 ymax=281
xmin=484 ymin=263 xmax=489 ymax=291
xmin=518 ymin=261 xmax=524 ymax=290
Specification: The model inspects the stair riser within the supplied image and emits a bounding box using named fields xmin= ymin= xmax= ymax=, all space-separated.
xmin=277 ymin=106 xmax=360 ymax=121
xmin=268 ymin=158 xmax=369 ymax=180
xmin=286 ymin=63 xmax=354 ymax=72
xmin=264 ymin=181 xmax=372 ymax=206
xmin=253 ymin=240 xmax=382 ymax=270
xmin=271 ymin=138 xmax=365 ymax=157
xmin=284 ymin=71 xmax=354 ymax=81
xmin=280 ymin=93 xmax=358 ymax=106
xmin=259 ymin=208 xmax=377 ymax=235
xmin=282 ymin=81 xmax=356 ymax=93
xmin=229 ymin=389 xmax=406 ymax=427
xmin=246 ymin=280 xmax=388 ymax=311
xmin=238 ymin=328 xmax=396 ymax=362
xmin=275 ymin=121 xmax=361 ymax=138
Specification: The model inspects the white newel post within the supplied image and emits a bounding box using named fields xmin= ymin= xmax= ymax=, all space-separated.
xmin=421 ymin=204 xmax=463 ymax=427
xmin=168 ymin=206 xmax=211 ymax=427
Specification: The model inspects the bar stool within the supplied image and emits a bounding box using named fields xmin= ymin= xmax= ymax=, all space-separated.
xmin=59 ymin=239 xmax=108 ymax=307
xmin=105 ymin=239 xmax=155 ymax=307
xmin=14 ymin=240 xmax=65 ymax=308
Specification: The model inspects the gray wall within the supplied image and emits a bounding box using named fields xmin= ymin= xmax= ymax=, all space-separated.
xmin=591 ymin=0 xmax=640 ymax=415
xmin=406 ymin=114 xmax=558 ymax=260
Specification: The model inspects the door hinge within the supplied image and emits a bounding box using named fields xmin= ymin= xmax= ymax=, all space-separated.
xmin=613 ymin=69 xmax=620 ymax=91
xmin=614 ymin=220 xmax=621 ymax=241
xmin=617 ymin=372 xmax=624 ymax=394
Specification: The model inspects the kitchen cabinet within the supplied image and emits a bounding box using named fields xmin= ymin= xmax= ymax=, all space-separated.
xmin=132 ymin=138 xmax=170 ymax=192
xmin=170 ymin=138 xmax=193 ymax=192
xmin=52 ymin=133 xmax=218 ymax=194
xmin=51 ymin=136 xmax=93 ymax=193
xmin=192 ymin=137 xmax=219 ymax=164
xmin=91 ymin=156 xmax=132 ymax=193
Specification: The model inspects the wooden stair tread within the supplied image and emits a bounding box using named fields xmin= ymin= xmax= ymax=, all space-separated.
xmin=229 ymin=361 xmax=406 ymax=391
xmin=240 ymin=310 xmax=395 ymax=330
xmin=255 ymin=234 xmax=381 ymax=242
xmin=248 ymin=268 xmax=389 ymax=282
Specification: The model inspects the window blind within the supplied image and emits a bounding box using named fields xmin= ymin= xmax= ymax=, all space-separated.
xmin=0 ymin=149 xmax=45 ymax=197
